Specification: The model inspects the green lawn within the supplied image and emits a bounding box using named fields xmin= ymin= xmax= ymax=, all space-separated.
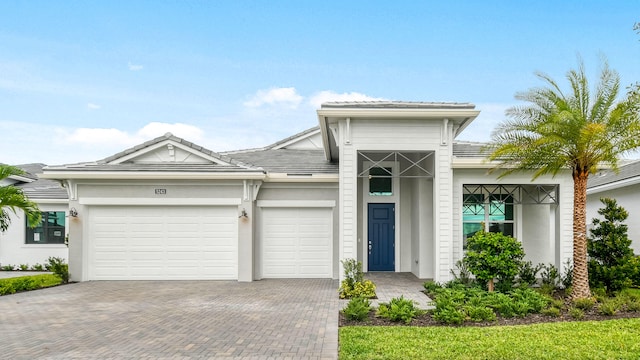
xmin=340 ymin=318 xmax=640 ymax=359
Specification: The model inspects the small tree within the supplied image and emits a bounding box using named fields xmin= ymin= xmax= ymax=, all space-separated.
xmin=464 ymin=230 xmax=525 ymax=292
xmin=588 ymin=198 xmax=635 ymax=292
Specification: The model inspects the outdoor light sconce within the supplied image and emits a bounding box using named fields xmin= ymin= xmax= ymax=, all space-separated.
xmin=239 ymin=208 xmax=249 ymax=219
xmin=69 ymin=207 xmax=79 ymax=217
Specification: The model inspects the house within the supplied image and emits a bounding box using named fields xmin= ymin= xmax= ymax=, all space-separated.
xmin=0 ymin=164 xmax=69 ymax=267
xmin=587 ymin=159 xmax=640 ymax=254
xmin=42 ymin=101 xmax=575 ymax=282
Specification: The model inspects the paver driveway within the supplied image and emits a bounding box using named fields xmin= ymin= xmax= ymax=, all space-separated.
xmin=0 ymin=279 xmax=339 ymax=359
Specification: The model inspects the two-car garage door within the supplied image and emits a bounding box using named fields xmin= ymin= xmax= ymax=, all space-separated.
xmin=88 ymin=206 xmax=238 ymax=280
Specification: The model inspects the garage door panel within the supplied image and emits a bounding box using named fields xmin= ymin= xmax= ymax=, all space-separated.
xmin=88 ymin=206 xmax=238 ymax=280
xmin=262 ymin=208 xmax=332 ymax=278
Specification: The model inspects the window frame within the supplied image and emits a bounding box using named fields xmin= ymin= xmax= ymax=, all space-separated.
xmin=25 ymin=211 xmax=66 ymax=245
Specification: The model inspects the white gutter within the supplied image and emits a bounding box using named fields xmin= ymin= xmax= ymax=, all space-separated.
xmin=316 ymin=108 xmax=480 ymax=119
xmin=587 ymin=176 xmax=640 ymax=195
xmin=40 ymin=171 xmax=267 ymax=180
xmin=265 ymin=173 xmax=339 ymax=183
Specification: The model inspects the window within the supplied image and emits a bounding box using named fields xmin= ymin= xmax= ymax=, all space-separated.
xmin=26 ymin=211 xmax=65 ymax=244
xmin=462 ymin=193 xmax=515 ymax=249
xmin=369 ymin=167 xmax=393 ymax=196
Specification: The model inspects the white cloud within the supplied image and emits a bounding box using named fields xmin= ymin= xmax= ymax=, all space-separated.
xmin=128 ymin=62 xmax=144 ymax=71
xmin=243 ymin=87 xmax=303 ymax=109
xmin=308 ymin=91 xmax=387 ymax=108
xmin=63 ymin=122 xmax=205 ymax=148
xmin=65 ymin=127 xmax=137 ymax=146
xmin=137 ymin=122 xmax=204 ymax=141
xmin=87 ymin=103 xmax=101 ymax=110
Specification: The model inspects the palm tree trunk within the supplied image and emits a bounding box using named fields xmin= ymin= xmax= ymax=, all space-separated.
xmin=571 ymin=169 xmax=591 ymax=299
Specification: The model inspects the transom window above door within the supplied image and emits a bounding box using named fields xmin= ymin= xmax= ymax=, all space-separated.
xmin=369 ymin=167 xmax=393 ymax=196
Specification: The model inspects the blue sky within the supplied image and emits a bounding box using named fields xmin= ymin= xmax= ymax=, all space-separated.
xmin=1 ymin=1 xmax=639 ymax=164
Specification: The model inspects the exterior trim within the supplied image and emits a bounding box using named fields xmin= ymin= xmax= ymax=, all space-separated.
xmin=257 ymin=200 xmax=336 ymax=208
xmin=41 ymin=172 xmax=266 ymax=180
xmin=79 ymin=198 xmax=242 ymax=206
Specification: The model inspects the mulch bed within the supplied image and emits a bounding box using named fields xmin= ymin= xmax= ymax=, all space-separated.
xmin=340 ymin=309 xmax=640 ymax=327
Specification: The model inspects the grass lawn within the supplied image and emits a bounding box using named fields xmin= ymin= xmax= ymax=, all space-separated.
xmin=339 ymin=318 xmax=640 ymax=359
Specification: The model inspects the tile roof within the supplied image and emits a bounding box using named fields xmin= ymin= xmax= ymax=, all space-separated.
xmin=453 ymin=141 xmax=489 ymax=158
xmin=320 ymin=101 xmax=476 ymax=109
xmin=588 ymin=159 xmax=640 ymax=188
xmin=13 ymin=163 xmax=68 ymax=200
xmin=226 ymin=149 xmax=337 ymax=174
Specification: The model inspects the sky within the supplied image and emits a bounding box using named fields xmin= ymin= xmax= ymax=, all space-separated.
xmin=1 ymin=1 xmax=639 ymax=165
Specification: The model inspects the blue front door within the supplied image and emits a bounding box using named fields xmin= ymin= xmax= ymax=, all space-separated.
xmin=368 ymin=203 xmax=395 ymax=271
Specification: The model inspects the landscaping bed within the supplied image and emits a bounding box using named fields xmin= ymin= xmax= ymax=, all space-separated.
xmin=340 ymin=305 xmax=640 ymax=327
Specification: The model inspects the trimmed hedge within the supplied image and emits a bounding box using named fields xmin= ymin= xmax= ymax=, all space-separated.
xmin=0 ymin=274 xmax=62 ymax=295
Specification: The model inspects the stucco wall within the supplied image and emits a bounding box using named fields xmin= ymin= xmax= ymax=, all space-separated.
xmin=0 ymin=203 xmax=68 ymax=267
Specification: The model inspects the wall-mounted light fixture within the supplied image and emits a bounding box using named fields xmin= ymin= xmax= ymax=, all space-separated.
xmin=69 ymin=207 xmax=78 ymax=217
xmin=239 ymin=208 xmax=248 ymax=219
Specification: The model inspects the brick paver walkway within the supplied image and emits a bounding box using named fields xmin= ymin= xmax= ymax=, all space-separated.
xmin=0 ymin=279 xmax=339 ymax=359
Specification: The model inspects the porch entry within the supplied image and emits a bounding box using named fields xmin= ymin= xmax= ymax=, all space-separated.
xmin=368 ymin=203 xmax=395 ymax=271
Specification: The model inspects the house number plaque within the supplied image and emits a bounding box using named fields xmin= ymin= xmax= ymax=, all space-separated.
xmin=155 ymin=188 xmax=167 ymax=195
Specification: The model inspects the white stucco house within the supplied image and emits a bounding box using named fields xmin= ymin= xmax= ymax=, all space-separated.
xmin=0 ymin=164 xmax=69 ymax=267
xmin=587 ymin=160 xmax=640 ymax=255
xmin=41 ymin=101 xmax=574 ymax=282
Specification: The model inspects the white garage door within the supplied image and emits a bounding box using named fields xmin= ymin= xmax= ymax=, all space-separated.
xmin=88 ymin=206 xmax=238 ymax=280
xmin=262 ymin=208 xmax=332 ymax=278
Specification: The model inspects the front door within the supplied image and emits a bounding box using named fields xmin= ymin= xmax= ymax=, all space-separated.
xmin=368 ymin=203 xmax=395 ymax=271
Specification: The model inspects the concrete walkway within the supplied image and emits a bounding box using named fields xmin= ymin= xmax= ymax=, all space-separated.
xmin=0 ymin=279 xmax=340 ymax=359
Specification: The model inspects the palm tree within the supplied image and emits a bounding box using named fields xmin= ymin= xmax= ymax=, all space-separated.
xmin=0 ymin=165 xmax=41 ymax=232
xmin=487 ymin=60 xmax=640 ymax=299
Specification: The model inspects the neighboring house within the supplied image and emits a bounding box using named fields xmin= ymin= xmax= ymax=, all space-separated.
xmin=587 ymin=160 xmax=640 ymax=255
xmin=0 ymin=164 xmax=69 ymax=267
xmin=42 ymin=101 xmax=574 ymax=282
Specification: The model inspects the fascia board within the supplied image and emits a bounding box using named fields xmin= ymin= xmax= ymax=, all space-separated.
xmin=587 ymin=176 xmax=640 ymax=195
xmin=265 ymin=173 xmax=339 ymax=183
xmin=40 ymin=171 xmax=266 ymax=180
xmin=316 ymin=108 xmax=480 ymax=119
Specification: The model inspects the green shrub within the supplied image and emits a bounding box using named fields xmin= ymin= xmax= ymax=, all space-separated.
xmin=463 ymin=230 xmax=524 ymax=292
xmin=338 ymin=259 xmax=376 ymax=299
xmin=569 ymin=307 xmax=585 ymax=319
xmin=573 ymin=297 xmax=596 ymax=311
xmin=541 ymin=307 xmax=561 ymax=317
xmin=47 ymin=257 xmax=69 ymax=284
xmin=339 ymin=279 xmax=376 ymax=299
xmin=423 ymin=280 xmax=442 ymax=295
xmin=510 ymin=288 xmax=549 ymax=313
xmin=549 ymin=298 xmax=565 ymax=310
xmin=432 ymin=306 xmax=466 ymax=325
xmin=0 ymin=282 xmax=16 ymax=295
xmin=517 ymin=261 xmax=543 ymax=286
xmin=1 ymin=264 xmax=15 ymax=271
xmin=561 ymin=258 xmax=573 ymax=289
xmin=19 ymin=264 xmax=29 ymax=271
xmin=598 ymin=299 xmax=620 ymax=316
xmin=626 ymin=300 xmax=640 ymax=312
xmin=588 ymin=198 xmax=636 ymax=293
xmin=376 ymin=296 xmax=425 ymax=324
xmin=484 ymin=292 xmax=517 ymax=318
xmin=31 ymin=263 xmax=45 ymax=271
xmin=450 ymin=260 xmax=475 ymax=287
xmin=592 ymin=287 xmax=608 ymax=302
xmin=540 ymin=264 xmax=560 ymax=288
xmin=342 ymin=297 xmax=371 ymax=321
xmin=465 ymin=305 xmax=496 ymax=322
xmin=0 ymin=274 xmax=62 ymax=296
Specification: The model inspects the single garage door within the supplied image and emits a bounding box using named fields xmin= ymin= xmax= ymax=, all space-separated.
xmin=88 ymin=206 xmax=238 ymax=280
xmin=262 ymin=207 xmax=332 ymax=278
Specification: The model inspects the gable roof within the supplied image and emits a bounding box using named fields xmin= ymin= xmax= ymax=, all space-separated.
xmin=43 ymin=133 xmax=265 ymax=179
xmin=587 ymin=159 xmax=640 ymax=193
